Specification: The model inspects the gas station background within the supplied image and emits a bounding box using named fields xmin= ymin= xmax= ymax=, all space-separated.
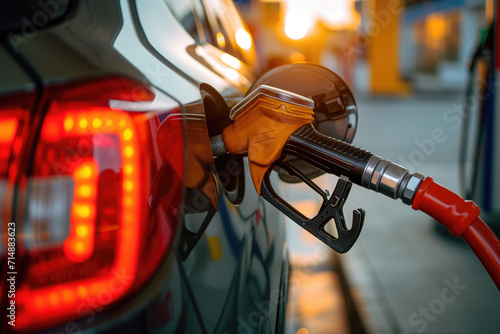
xmin=236 ymin=0 xmax=488 ymax=94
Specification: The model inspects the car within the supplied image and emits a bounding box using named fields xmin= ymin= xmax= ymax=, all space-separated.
xmin=0 ymin=0 xmax=289 ymax=333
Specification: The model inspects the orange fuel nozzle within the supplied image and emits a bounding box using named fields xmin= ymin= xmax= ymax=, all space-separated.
xmin=214 ymin=85 xmax=315 ymax=194
xmin=212 ymin=84 xmax=424 ymax=206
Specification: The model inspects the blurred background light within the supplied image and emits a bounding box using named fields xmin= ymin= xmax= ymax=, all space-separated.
xmin=284 ymin=0 xmax=360 ymax=40
xmin=235 ymin=28 xmax=253 ymax=49
xmin=284 ymin=9 xmax=312 ymax=39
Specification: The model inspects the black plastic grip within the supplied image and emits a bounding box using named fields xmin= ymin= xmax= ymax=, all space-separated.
xmin=284 ymin=124 xmax=373 ymax=185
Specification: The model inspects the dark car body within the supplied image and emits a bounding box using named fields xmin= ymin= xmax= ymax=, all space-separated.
xmin=0 ymin=1 xmax=288 ymax=333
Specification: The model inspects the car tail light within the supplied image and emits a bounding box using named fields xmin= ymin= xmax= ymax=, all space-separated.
xmin=0 ymin=113 xmax=20 ymax=228
xmin=0 ymin=117 xmax=19 ymax=177
xmin=0 ymin=95 xmax=31 ymax=182
xmin=4 ymin=78 xmax=184 ymax=331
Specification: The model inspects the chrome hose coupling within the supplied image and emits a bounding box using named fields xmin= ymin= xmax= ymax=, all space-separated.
xmin=361 ymin=155 xmax=425 ymax=205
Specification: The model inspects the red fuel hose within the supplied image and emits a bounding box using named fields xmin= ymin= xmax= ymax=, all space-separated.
xmin=462 ymin=218 xmax=500 ymax=290
xmin=412 ymin=177 xmax=500 ymax=290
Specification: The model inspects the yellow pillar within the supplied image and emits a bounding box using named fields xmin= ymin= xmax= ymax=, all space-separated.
xmin=368 ymin=0 xmax=411 ymax=94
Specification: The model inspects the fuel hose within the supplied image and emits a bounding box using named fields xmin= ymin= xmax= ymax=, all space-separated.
xmin=286 ymin=123 xmax=500 ymax=290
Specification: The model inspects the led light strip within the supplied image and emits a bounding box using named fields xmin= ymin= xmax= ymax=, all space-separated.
xmin=63 ymin=160 xmax=98 ymax=262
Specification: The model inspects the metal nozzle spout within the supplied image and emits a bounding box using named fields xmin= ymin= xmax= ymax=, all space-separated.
xmin=210 ymin=134 xmax=228 ymax=157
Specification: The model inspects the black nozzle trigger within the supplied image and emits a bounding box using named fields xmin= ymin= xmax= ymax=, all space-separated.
xmin=261 ymin=162 xmax=364 ymax=253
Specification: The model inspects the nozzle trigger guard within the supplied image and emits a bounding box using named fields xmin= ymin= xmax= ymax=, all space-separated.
xmin=261 ymin=162 xmax=365 ymax=253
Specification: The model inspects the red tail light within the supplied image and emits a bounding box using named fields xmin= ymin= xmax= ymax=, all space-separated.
xmin=0 ymin=114 xmax=19 ymax=225
xmin=0 ymin=117 xmax=19 ymax=176
xmin=0 ymin=98 xmax=30 ymax=181
xmin=3 ymin=78 xmax=184 ymax=331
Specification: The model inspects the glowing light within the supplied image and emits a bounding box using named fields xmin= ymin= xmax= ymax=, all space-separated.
xmin=64 ymin=117 xmax=74 ymax=131
xmin=284 ymin=0 xmax=359 ymax=37
xmin=124 ymin=164 xmax=133 ymax=175
xmin=80 ymin=185 xmax=92 ymax=197
xmin=79 ymin=166 xmax=93 ymax=179
xmin=64 ymin=160 xmax=97 ymax=262
xmin=62 ymin=290 xmax=74 ymax=303
xmin=235 ymin=28 xmax=252 ymax=50
xmin=77 ymin=205 xmax=91 ymax=218
xmin=317 ymin=0 xmax=359 ymax=30
xmin=92 ymin=118 xmax=102 ymax=128
xmin=79 ymin=118 xmax=88 ymax=129
xmin=220 ymin=53 xmax=242 ymax=70
xmin=284 ymin=11 xmax=312 ymax=40
xmin=77 ymin=285 xmax=88 ymax=298
xmin=427 ymin=14 xmax=446 ymax=40
xmin=24 ymin=106 xmax=145 ymax=330
xmin=124 ymin=180 xmax=134 ymax=191
xmin=124 ymin=196 xmax=133 ymax=206
xmin=0 ymin=117 xmax=18 ymax=143
xmin=124 ymin=146 xmax=134 ymax=157
xmin=76 ymin=225 xmax=89 ymax=238
xmin=216 ymin=32 xmax=226 ymax=48
xmin=48 ymin=293 xmax=59 ymax=306
xmin=123 ymin=128 xmax=133 ymax=141
xmin=75 ymin=241 xmax=84 ymax=254
xmin=223 ymin=68 xmax=241 ymax=83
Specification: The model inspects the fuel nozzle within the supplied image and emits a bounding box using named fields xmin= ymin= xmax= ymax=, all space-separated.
xmin=209 ymin=84 xmax=500 ymax=286
xmin=210 ymin=84 xmax=425 ymax=253
xmin=211 ymin=84 xmax=424 ymax=206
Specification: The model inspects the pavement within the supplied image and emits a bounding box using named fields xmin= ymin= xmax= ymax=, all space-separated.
xmin=284 ymin=93 xmax=500 ymax=334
